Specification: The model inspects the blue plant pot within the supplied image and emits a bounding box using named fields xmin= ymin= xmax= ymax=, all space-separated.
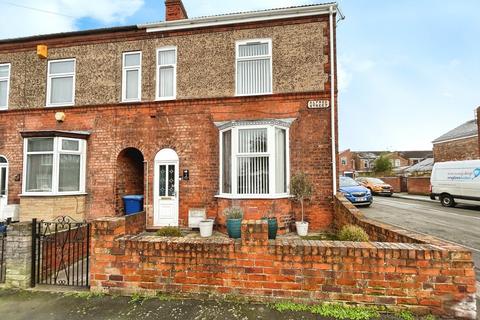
xmin=227 ymin=218 xmax=242 ymax=239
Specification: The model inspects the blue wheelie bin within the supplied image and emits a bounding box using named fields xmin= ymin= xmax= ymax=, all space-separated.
xmin=122 ymin=195 xmax=144 ymax=215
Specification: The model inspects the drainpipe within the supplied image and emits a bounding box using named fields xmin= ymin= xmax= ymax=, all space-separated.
xmin=329 ymin=5 xmax=337 ymax=196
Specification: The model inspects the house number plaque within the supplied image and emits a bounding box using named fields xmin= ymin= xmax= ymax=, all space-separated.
xmin=307 ymin=100 xmax=330 ymax=109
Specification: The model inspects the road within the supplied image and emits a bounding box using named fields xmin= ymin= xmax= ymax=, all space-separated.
xmin=360 ymin=196 xmax=480 ymax=281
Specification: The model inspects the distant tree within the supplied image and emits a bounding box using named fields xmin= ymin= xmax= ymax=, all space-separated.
xmin=373 ymin=154 xmax=393 ymax=175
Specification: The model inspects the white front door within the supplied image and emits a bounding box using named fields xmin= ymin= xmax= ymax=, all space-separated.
xmin=0 ymin=157 xmax=8 ymax=221
xmin=154 ymin=149 xmax=179 ymax=227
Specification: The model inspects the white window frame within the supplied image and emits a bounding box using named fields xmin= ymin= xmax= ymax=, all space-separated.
xmin=155 ymin=46 xmax=177 ymax=101
xmin=121 ymin=51 xmax=142 ymax=102
xmin=0 ymin=63 xmax=11 ymax=110
xmin=46 ymin=58 xmax=76 ymax=107
xmin=22 ymin=137 xmax=87 ymax=196
xmin=235 ymin=38 xmax=273 ymax=97
xmin=218 ymin=124 xmax=290 ymax=199
xmin=341 ymin=157 xmax=347 ymax=166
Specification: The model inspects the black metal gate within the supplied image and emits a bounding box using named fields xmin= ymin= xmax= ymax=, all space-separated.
xmin=31 ymin=216 xmax=90 ymax=288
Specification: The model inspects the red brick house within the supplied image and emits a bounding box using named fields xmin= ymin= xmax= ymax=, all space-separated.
xmin=433 ymin=118 xmax=479 ymax=162
xmin=0 ymin=1 xmax=339 ymax=232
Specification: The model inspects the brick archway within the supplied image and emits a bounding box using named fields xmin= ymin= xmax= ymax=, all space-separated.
xmin=115 ymin=148 xmax=144 ymax=215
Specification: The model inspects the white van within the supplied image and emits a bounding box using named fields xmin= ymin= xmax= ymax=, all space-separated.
xmin=430 ymin=160 xmax=480 ymax=207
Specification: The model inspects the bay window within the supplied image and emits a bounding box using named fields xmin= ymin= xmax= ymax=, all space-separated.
xmin=219 ymin=120 xmax=290 ymax=198
xmin=46 ymin=59 xmax=76 ymax=107
xmin=23 ymin=137 xmax=86 ymax=195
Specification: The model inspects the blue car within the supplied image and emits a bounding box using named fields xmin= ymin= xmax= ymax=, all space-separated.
xmin=339 ymin=176 xmax=373 ymax=207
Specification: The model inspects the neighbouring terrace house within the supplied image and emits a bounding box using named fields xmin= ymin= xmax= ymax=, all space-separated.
xmin=0 ymin=1 xmax=339 ymax=232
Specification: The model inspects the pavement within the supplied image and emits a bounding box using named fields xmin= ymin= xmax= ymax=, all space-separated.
xmin=0 ymin=289 xmax=401 ymax=320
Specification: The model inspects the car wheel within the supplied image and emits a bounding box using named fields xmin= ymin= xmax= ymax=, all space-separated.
xmin=440 ymin=194 xmax=456 ymax=207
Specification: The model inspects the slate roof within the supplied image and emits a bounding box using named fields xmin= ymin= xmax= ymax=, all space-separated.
xmin=398 ymin=151 xmax=433 ymax=159
xmin=405 ymin=158 xmax=434 ymax=173
xmin=432 ymin=119 xmax=478 ymax=144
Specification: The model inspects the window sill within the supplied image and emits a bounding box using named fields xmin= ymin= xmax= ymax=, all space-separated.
xmin=19 ymin=192 xmax=87 ymax=197
xmin=235 ymin=92 xmax=273 ymax=97
xmin=45 ymin=103 xmax=75 ymax=108
xmin=215 ymin=194 xmax=292 ymax=200
xmin=155 ymin=97 xmax=176 ymax=101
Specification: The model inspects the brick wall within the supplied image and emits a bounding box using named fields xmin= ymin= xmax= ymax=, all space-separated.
xmin=433 ymin=137 xmax=479 ymax=162
xmin=0 ymin=93 xmax=336 ymax=231
xmin=378 ymin=177 xmax=401 ymax=193
xmin=90 ymin=203 xmax=477 ymax=318
xmin=407 ymin=177 xmax=431 ymax=196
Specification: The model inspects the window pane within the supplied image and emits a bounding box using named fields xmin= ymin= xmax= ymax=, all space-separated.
xmin=168 ymin=165 xmax=175 ymax=196
xmin=28 ymin=138 xmax=54 ymax=152
xmin=124 ymin=53 xmax=140 ymax=67
xmin=238 ymin=42 xmax=269 ymax=57
xmin=50 ymin=76 xmax=73 ymax=104
xmin=159 ymin=66 xmax=174 ymax=97
xmin=59 ymin=154 xmax=80 ymax=192
xmin=159 ymin=165 xmax=166 ymax=196
xmin=275 ymin=128 xmax=287 ymax=193
xmin=0 ymin=156 xmax=6 ymax=163
xmin=0 ymin=167 xmax=6 ymax=196
xmin=238 ymin=128 xmax=267 ymax=153
xmin=26 ymin=154 xmax=53 ymax=192
xmin=126 ymin=69 xmax=139 ymax=100
xmin=237 ymin=59 xmax=271 ymax=95
xmin=158 ymin=50 xmax=176 ymax=65
xmin=0 ymin=80 xmax=7 ymax=107
xmin=50 ymin=60 xmax=74 ymax=74
xmin=62 ymin=139 xmax=79 ymax=151
xmin=237 ymin=156 xmax=269 ymax=194
xmin=0 ymin=66 xmax=9 ymax=78
xmin=222 ymin=130 xmax=232 ymax=193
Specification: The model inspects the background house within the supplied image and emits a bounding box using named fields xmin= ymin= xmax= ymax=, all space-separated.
xmin=432 ymin=118 xmax=479 ymax=162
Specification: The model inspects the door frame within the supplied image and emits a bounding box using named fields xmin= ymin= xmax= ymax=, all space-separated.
xmin=0 ymin=156 xmax=8 ymax=221
xmin=153 ymin=149 xmax=179 ymax=227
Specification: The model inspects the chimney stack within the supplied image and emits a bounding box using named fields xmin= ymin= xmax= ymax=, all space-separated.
xmin=165 ymin=0 xmax=188 ymax=21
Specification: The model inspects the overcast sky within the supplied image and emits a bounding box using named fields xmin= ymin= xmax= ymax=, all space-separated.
xmin=0 ymin=0 xmax=478 ymax=152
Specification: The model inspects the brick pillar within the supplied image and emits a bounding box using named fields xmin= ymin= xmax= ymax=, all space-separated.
xmin=241 ymin=220 xmax=268 ymax=246
xmin=5 ymin=222 xmax=33 ymax=288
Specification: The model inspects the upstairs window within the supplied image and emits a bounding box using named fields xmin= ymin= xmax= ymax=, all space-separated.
xmin=236 ymin=39 xmax=272 ymax=96
xmin=156 ymin=47 xmax=177 ymax=100
xmin=219 ymin=121 xmax=289 ymax=198
xmin=0 ymin=63 xmax=10 ymax=110
xmin=122 ymin=52 xmax=142 ymax=102
xmin=23 ymin=137 xmax=86 ymax=195
xmin=47 ymin=59 xmax=76 ymax=107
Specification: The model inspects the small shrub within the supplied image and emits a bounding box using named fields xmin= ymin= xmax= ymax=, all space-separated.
xmin=224 ymin=207 xmax=243 ymax=220
xmin=156 ymin=226 xmax=182 ymax=237
xmin=337 ymin=225 xmax=369 ymax=242
xmin=396 ymin=310 xmax=415 ymax=320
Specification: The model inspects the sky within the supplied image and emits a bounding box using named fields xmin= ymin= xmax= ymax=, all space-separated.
xmin=0 ymin=0 xmax=478 ymax=152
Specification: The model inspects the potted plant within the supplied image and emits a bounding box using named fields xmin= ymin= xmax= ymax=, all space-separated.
xmin=199 ymin=218 xmax=214 ymax=238
xmin=290 ymin=172 xmax=313 ymax=236
xmin=225 ymin=207 xmax=243 ymax=239
xmin=261 ymin=203 xmax=278 ymax=240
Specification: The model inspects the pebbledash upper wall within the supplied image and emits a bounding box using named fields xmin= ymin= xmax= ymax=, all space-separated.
xmin=0 ymin=16 xmax=329 ymax=110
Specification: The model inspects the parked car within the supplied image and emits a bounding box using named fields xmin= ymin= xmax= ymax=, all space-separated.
xmin=430 ymin=160 xmax=480 ymax=207
xmin=356 ymin=177 xmax=393 ymax=196
xmin=339 ymin=176 xmax=373 ymax=207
